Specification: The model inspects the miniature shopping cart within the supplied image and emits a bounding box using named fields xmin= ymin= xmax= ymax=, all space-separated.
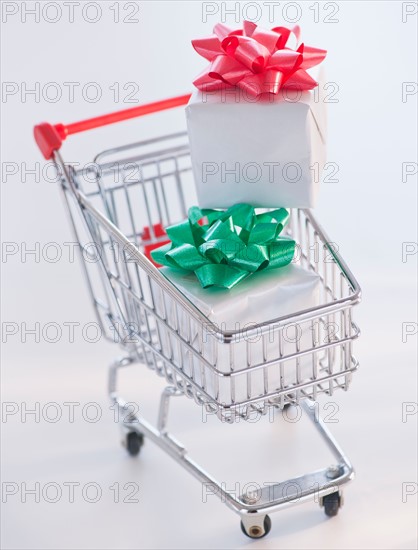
xmin=34 ymin=95 xmax=361 ymax=539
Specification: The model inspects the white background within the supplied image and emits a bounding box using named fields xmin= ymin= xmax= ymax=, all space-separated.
xmin=1 ymin=1 xmax=417 ymax=549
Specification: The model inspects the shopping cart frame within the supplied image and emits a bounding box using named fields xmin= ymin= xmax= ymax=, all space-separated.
xmin=35 ymin=95 xmax=361 ymax=538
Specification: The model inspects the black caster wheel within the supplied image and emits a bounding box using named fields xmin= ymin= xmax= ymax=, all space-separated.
xmin=240 ymin=515 xmax=272 ymax=539
xmin=125 ymin=431 xmax=144 ymax=457
xmin=323 ymin=492 xmax=341 ymax=517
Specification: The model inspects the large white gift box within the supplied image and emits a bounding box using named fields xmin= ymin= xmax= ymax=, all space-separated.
xmin=159 ymin=263 xmax=320 ymax=330
xmin=152 ymin=264 xmax=321 ymax=405
xmin=186 ymin=66 xmax=326 ymax=209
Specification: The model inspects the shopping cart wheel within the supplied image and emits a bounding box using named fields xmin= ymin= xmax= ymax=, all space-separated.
xmin=240 ymin=515 xmax=271 ymax=539
xmin=125 ymin=431 xmax=144 ymax=457
xmin=322 ymin=492 xmax=341 ymax=517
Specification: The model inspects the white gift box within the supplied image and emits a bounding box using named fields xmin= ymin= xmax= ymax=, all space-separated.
xmin=152 ymin=264 xmax=321 ymax=405
xmin=186 ymin=66 xmax=326 ymax=209
xmin=159 ymin=263 xmax=320 ymax=330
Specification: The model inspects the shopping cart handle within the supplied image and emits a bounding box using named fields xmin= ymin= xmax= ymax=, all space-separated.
xmin=34 ymin=93 xmax=192 ymax=160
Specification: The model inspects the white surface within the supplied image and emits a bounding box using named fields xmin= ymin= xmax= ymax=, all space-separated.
xmin=186 ymin=68 xmax=326 ymax=208
xmin=1 ymin=2 xmax=417 ymax=549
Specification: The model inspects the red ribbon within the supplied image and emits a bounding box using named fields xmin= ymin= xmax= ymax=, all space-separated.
xmin=192 ymin=21 xmax=326 ymax=97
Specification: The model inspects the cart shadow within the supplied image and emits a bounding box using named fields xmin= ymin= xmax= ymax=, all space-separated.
xmin=276 ymin=508 xmax=330 ymax=536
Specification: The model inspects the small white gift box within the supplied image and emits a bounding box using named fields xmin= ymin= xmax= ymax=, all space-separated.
xmin=186 ymin=66 xmax=326 ymax=209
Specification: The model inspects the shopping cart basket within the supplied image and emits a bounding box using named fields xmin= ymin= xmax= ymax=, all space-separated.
xmin=34 ymin=95 xmax=361 ymax=538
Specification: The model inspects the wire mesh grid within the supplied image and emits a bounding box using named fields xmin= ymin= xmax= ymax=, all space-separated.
xmin=63 ymin=132 xmax=360 ymax=422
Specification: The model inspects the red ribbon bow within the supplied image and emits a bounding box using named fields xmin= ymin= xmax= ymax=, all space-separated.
xmin=192 ymin=21 xmax=326 ymax=97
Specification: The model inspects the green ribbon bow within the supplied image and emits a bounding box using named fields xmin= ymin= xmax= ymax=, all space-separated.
xmin=151 ymin=203 xmax=296 ymax=289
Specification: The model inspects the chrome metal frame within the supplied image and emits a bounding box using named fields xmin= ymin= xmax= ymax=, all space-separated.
xmin=109 ymin=355 xmax=354 ymax=537
xmin=51 ymin=131 xmax=361 ymax=536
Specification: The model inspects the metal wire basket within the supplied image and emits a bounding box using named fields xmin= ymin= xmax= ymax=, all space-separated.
xmin=34 ymin=95 xmax=361 ymax=537
xmin=52 ymin=128 xmax=361 ymax=422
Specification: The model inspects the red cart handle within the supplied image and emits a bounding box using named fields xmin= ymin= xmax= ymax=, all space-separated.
xmin=34 ymin=93 xmax=191 ymax=160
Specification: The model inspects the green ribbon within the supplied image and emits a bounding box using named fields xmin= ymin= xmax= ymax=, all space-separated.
xmin=151 ymin=203 xmax=296 ymax=289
